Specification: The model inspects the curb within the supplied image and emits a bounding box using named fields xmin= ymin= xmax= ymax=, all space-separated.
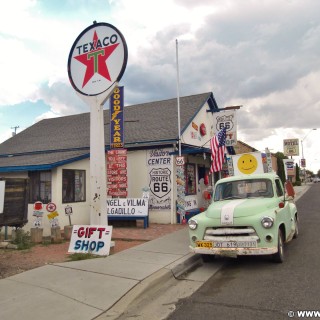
xmin=94 ymin=253 xmax=201 ymax=320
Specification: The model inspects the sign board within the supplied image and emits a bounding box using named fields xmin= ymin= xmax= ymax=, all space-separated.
xmin=68 ymin=22 xmax=128 ymax=97
xmin=68 ymin=225 xmax=113 ymax=256
xmin=65 ymin=205 xmax=73 ymax=216
xmin=283 ymin=139 xmax=299 ymax=156
xmin=301 ymin=158 xmax=306 ymax=168
xmin=184 ymin=195 xmax=198 ymax=210
xmin=110 ymin=86 xmax=124 ymax=148
xmin=46 ymin=202 xmax=57 ymax=212
xmin=0 ymin=181 xmax=5 ymax=214
xmin=283 ymin=159 xmax=295 ymax=178
xmin=214 ymin=111 xmax=237 ymax=146
xmin=265 ymin=148 xmax=273 ymax=173
xmin=232 ymin=152 xmax=264 ymax=176
xmin=68 ymin=22 xmax=128 ymax=225
xmin=175 ymin=156 xmax=185 ymax=166
xmin=106 ymin=198 xmax=148 ymax=216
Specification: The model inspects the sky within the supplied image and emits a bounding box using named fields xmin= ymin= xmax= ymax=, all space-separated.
xmin=0 ymin=0 xmax=320 ymax=173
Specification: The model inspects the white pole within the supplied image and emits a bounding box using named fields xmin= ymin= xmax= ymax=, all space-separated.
xmin=176 ymin=39 xmax=182 ymax=157
xmin=76 ymin=82 xmax=117 ymax=226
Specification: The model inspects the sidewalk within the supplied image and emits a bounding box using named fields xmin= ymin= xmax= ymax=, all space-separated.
xmin=0 ymin=184 xmax=310 ymax=320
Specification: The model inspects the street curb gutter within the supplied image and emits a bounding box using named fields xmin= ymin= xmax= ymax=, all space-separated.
xmin=171 ymin=253 xmax=202 ymax=278
xmin=94 ymin=254 xmax=201 ymax=320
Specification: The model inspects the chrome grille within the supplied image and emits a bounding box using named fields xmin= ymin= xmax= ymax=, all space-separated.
xmin=203 ymin=227 xmax=259 ymax=242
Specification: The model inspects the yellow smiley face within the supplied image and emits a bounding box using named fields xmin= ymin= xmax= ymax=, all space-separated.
xmin=237 ymin=154 xmax=258 ymax=174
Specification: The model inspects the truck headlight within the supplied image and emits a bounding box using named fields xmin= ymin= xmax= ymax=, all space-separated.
xmin=261 ymin=216 xmax=274 ymax=229
xmin=188 ymin=219 xmax=198 ymax=230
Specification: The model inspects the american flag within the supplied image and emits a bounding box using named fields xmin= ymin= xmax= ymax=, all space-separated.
xmin=209 ymin=127 xmax=227 ymax=174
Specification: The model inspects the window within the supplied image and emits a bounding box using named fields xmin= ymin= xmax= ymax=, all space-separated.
xmin=275 ymin=179 xmax=284 ymax=197
xmin=186 ymin=163 xmax=196 ymax=195
xmin=29 ymin=171 xmax=52 ymax=203
xmin=214 ymin=179 xmax=274 ymax=201
xmin=62 ymin=169 xmax=86 ymax=203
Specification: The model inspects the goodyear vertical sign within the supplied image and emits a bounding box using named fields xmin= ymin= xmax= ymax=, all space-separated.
xmin=110 ymin=86 xmax=124 ymax=148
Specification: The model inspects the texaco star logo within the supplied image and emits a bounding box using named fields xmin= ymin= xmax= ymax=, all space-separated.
xmin=74 ymin=30 xmax=119 ymax=88
xmin=68 ymin=22 xmax=128 ymax=96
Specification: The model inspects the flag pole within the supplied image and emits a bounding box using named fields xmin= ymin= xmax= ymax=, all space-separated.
xmin=176 ymin=39 xmax=182 ymax=157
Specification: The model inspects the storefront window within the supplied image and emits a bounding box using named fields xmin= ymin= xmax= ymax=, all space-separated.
xmin=29 ymin=171 xmax=52 ymax=203
xmin=186 ymin=163 xmax=196 ymax=195
xmin=62 ymin=169 xmax=86 ymax=203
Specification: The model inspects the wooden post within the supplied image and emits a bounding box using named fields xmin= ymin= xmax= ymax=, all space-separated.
xmin=51 ymin=227 xmax=62 ymax=243
xmin=63 ymin=225 xmax=73 ymax=240
xmin=31 ymin=228 xmax=43 ymax=243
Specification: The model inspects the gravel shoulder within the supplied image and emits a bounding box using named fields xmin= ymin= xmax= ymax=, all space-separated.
xmin=0 ymin=223 xmax=186 ymax=279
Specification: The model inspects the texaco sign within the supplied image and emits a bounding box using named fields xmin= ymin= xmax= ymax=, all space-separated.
xmin=68 ymin=22 xmax=128 ymax=96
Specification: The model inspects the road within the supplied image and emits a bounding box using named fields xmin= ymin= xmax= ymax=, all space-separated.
xmin=166 ymin=183 xmax=320 ymax=320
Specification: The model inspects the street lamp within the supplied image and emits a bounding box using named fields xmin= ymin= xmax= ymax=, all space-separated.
xmin=301 ymin=128 xmax=317 ymax=184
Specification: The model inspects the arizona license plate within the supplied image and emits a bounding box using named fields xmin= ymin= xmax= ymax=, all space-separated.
xmin=213 ymin=241 xmax=257 ymax=248
xmin=196 ymin=241 xmax=213 ymax=248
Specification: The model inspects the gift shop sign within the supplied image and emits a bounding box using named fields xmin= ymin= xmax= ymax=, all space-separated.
xmin=106 ymin=198 xmax=148 ymax=216
xmin=68 ymin=225 xmax=113 ymax=256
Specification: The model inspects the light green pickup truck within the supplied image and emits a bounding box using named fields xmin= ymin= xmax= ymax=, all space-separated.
xmin=188 ymin=173 xmax=298 ymax=263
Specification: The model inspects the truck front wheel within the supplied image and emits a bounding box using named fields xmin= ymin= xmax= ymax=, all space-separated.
xmin=273 ymin=229 xmax=284 ymax=263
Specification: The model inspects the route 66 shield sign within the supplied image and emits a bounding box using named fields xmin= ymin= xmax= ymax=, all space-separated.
xmin=149 ymin=168 xmax=171 ymax=198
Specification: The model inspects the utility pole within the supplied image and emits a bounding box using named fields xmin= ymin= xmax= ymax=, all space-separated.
xmin=11 ymin=126 xmax=19 ymax=136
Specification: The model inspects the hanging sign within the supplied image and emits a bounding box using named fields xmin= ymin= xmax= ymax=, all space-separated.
xmin=214 ymin=111 xmax=237 ymax=146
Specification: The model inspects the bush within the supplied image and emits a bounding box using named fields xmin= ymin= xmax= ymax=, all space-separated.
xmin=67 ymin=253 xmax=99 ymax=261
xmin=293 ymin=181 xmax=301 ymax=186
xmin=12 ymin=229 xmax=33 ymax=250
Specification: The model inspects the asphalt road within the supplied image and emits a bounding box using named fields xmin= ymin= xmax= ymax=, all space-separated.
xmin=167 ymin=183 xmax=320 ymax=320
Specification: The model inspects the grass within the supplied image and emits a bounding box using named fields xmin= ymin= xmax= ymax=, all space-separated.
xmin=67 ymin=252 xmax=100 ymax=261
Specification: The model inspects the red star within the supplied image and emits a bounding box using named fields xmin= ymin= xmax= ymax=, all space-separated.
xmin=74 ymin=31 xmax=119 ymax=88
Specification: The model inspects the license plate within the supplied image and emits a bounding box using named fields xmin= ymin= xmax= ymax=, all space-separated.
xmin=196 ymin=241 xmax=213 ymax=248
xmin=213 ymin=241 xmax=257 ymax=248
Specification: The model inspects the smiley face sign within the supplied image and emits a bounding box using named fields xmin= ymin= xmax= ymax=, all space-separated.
xmin=237 ymin=154 xmax=258 ymax=174
xmin=232 ymin=152 xmax=264 ymax=176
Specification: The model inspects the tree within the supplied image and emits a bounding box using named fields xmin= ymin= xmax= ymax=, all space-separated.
xmin=295 ymin=163 xmax=301 ymax=185
xmin=275 ymin=152 xmax=287 ymax=183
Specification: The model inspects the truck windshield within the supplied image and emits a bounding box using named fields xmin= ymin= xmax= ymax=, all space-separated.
xmin=214 ymin=179 xmax=274 ymax=201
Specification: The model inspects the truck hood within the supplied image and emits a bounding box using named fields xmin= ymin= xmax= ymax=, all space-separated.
xmin=206 ymin=198 xmax=277 ymax=219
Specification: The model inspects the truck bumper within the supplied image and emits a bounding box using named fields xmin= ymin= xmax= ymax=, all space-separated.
xmin=189 ymin=245 xmax=278 ymax=257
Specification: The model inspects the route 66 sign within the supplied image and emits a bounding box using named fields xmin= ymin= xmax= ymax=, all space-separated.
xmin=149 ymin=168 xmax=171 ymax=198
xmin=215 ymin=113 xmax=234 ymax=131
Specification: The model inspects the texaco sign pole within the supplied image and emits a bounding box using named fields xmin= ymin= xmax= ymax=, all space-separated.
xmin=68 ymin=22 xmax=128 ymax=225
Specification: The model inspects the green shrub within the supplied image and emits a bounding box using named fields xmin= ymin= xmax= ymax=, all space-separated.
xmin=67 ymin=253 xmax=99 ymax=261
xmin=12 ymin=229 xmax=33 ymax=250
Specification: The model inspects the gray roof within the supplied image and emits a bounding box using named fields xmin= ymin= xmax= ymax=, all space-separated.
xmin=0 ymin=92 xmax=218 ymax=171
